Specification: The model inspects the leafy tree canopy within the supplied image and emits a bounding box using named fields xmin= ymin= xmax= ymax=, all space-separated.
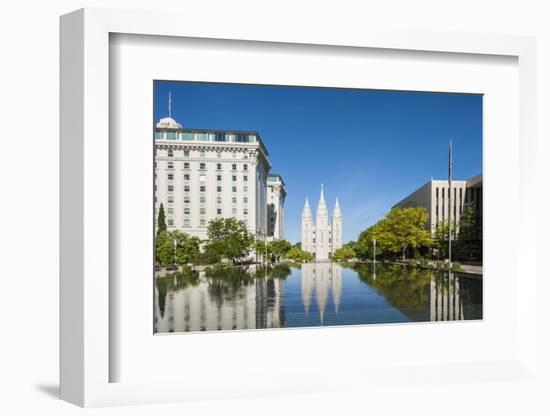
xmin=205 ymin=217 xmax=254 ymax=263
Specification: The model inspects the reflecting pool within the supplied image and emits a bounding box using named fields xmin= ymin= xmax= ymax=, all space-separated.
xmin=154 ymin=262 xmax=482 ymax=333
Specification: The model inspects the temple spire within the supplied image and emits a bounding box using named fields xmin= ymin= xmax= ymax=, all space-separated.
xmin=302 ymin=197 xmax=312 ymax=218
xmin=317 ymin=183 xmax=328 ymax=218
xmin=333 ymin=197 xmax=342 ymax=217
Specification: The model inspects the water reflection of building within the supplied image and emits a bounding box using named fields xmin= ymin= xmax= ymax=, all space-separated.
xmin=154 ymin=265 xmax=285 ymax=332
xmin=300 ymin=263 xmax=343 ymax=323
xmin=430 ymin=272 xmax=483 ymax=322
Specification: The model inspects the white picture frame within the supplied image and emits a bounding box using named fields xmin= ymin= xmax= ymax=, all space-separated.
xmin=60 ymin=8 xmax=538 ymax=408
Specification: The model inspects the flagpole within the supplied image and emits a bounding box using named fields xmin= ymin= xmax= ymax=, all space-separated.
xmin=448 ymin=139 xmax=452 ymax=268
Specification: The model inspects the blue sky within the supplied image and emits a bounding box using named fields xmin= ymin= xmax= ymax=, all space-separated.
xmin=154 ymin=81 xmax=482 ymax=244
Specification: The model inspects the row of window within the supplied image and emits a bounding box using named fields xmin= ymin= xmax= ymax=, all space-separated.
xmin=155 ymin=131 xmax=256 ymax=143
xmin=165 ymin=161 xmax=249 ymax=171
xmin=163 ymin=148 xmax=251 ymax=160
xmin=166 ymin=196 xmax=249 ymax=204
xmin=164 ymin=185 xmax=249 ymax=193
xmin=166 ymin=173 xmax=249 ymax=182
xmin=434 ymin=186 xmax=464 ymax=224
xmin=166 ymin=208 xmax=249 ymax=216
xmin=166 ymin=217 xmax=249 ymax=227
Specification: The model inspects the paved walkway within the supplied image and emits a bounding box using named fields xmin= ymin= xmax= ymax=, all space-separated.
xmin=460 ymin=264 xmax=483 ymax=275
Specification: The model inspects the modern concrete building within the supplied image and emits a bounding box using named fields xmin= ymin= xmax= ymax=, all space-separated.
xmin=301 ymin=185 xmax=343 ymax=261
xmin=267 ymin=174 xmax=286 ymax=240
xmin=154 ymin=107 xmax=285 ymax=244
xmin=393 ymin=174 xmax=483 ymax=233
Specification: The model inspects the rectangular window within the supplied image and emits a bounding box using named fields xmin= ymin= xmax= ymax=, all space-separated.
xmin=167 ymin=149 xmax=173 ymax=157
xmin=184 ymin=208 xmax=190 ymax=215
xmin=217 ymin=163 xmax=222 ymax=170
xmin=243 ymin=186 xmax=248 ymax=193
xmin=168 ymin=196 xmax=174 ymax=204
xmin=235 ymin=133 xmax=250 ymax=143
xmin=243 ymin=164 xmax=248 ymax=171
xmin=184 ymin=162 xmax=189 ymax=169
xmin=217 ymin=197 xmax=222 ymax=204
xmin=167 ymin=173 xmax=174 ymax=180
xmin=184 ymin=174 xmax=190 ymax=180
xmin=232 ymin=186 xmax=237 ymax=192
xmin=217 ymin=208 xmax=222 ymax=215
xmin=167 ymin=162 xmax=173 ymax=169
xmin=183 ymin=197 xmax=190 ymax=204
xmin=183 ymin=150 xmax=189 ymax=157
xmin=168 ymin=185 xmax=174 ymax=192
xmin=243 ymin=175 xmax=248 ymax=182
xmin=243 ymin=209 xmax=248 ymax=215
xmin=199 ymin=151 xmax=205 ymax=158
xmin=167 ymin=208 xmax=174 ymax=214
xmin=200 ymin=185 xmax=206 ymax=192
xmin=232 ymin=208 xmax=237 ymax=215
xmin=232 ymin=197 xmax=237 ymax=204
xmin=217 ymin=175 xmax=222 ymax=181
xmin=200 ymin=208 xmax=206 ymax=215
xmin=214 ymin=133 xmax=225 ymax=142
xmin=184 ymin=186 xmax=190 ymax=192
xmin=232 ymin=164 xmax=237 ymax=171
xmin=243 ymin=197 xmax=248 ymax=204
xmin=168 ymin=219 xmax=174 ymax=226
xmin=200 ymin=196 xmax=206 ymax=203
xmin=183 ymin=219 xmax=190 ymax=226
xmin=200 ymin=219 xmax=206 ymax=226
xmin=217 ymin=186 xmax=222 ymax=192
xmin=232 ymin=175 xmax=237 ymax=181
xmin=216 ymin=152 xmax=222 ymax=158
xmin=199 ymin=163 xmax=206 ymax=170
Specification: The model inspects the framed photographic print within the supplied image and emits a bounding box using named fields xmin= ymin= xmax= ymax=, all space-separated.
xmin=151 ymin=80 xmax=483 ymax=334
xmin=60 ymin=8 xmax=538 ymax=408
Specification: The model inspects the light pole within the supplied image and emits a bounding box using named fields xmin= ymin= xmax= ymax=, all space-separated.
xmin=173 ymin=237 xmax=178 ymax=268
xmin=263 ymin=231 xmax=268 ymax=266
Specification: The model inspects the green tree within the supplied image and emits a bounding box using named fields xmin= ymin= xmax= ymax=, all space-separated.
xmin=332 ymin=244 xmax=356 ymax=262
xmin=254 ymin=239 xmax=270 ymax=263
xmin=455 ymin=203 xmax=482 ymax=262
xmin=268 ymin=239 xmax=292 ymax=263
xmin=156 ymin=203 xmax=167 ymax=235
xmin=285 ymin=246 xmax=314 ymax=263
xmin=155 ymin=230 xmax=202 ymax=267
xmin=155 ymin=230 xmax=174 ymax=267
xmin=433 ymin=220 xmax=458 ymax=260
xmin=205 ymin=218 xmax=254 ymax=263
xmin=355 ymin=207 xmax=432 ymax=260
xmin=172 ymin=231 xmax=201 ymax=265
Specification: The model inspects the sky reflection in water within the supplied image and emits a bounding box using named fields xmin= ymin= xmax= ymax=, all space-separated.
xmin=154 ymin=263 xmax=482 ymax=333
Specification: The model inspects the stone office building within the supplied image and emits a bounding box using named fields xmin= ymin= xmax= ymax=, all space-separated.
xmin=154 ymin=112 xmax=285 ymax=242
xmin=267 ymin=174 xmax=286 ymax=240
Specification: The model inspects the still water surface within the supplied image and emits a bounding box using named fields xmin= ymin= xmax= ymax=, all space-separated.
xmin=154 ymin=262 xmax=482 ymax=333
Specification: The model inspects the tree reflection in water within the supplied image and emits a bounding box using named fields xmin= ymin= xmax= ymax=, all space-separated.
xmin=154 ymin=262 xmax=482 ymax=333
xmin=351 ymin=263 xmax=482 ymax=322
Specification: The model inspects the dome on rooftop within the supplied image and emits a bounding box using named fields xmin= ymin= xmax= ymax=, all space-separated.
xmin=156 ymin=117 xmax=182 ymax=129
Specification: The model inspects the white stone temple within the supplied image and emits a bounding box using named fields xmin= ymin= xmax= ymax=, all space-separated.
xmin=301 ymin=184 xmax=342 ymax=261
